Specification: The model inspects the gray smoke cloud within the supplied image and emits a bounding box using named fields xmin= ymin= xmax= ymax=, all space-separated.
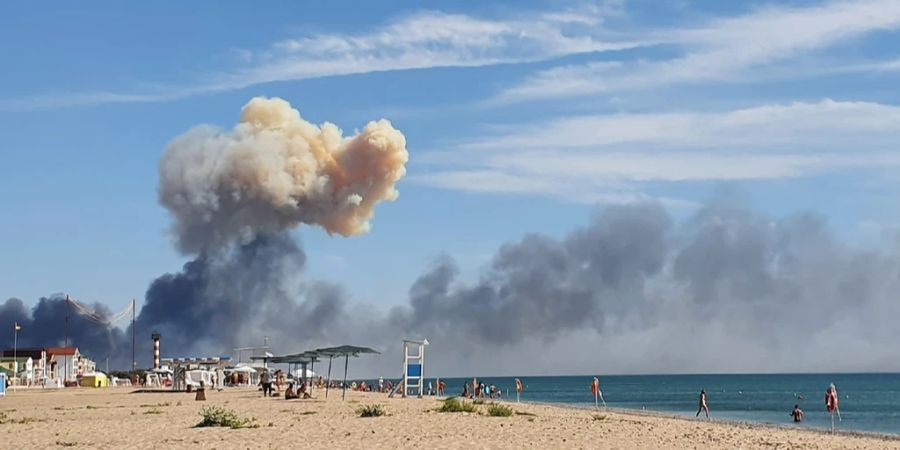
xmin=131 ymin=97 xmax=409 ymax=362
xmin=5 ymin=97 xmax=899 ymax=375
xmin=389 ymin=200 xmax=900 ymax=375
xmin=5 ymin=197 xmax=900 ymax=374
xmin=1 ymin=97 xmax=409 ymax=369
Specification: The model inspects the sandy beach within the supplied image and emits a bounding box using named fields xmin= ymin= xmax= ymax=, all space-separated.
xmin=0 ymin=387 xmax=897 ymax=449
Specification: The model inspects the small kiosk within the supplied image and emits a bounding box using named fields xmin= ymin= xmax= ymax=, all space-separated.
xmin=402 ymin=338 xmax=428 ymax=398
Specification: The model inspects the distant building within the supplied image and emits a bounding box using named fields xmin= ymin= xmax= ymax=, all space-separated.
xmin=2 ymin=347 xmax=96 ymax=384
xmin=0 ymin=356 xmax=34 ymax=384
xmin=2 ymin=348 xmax=47 ymax=381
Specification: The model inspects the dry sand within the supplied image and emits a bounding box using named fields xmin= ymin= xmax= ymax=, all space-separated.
xmin=1 ymin=386 xmax=898 ymax=449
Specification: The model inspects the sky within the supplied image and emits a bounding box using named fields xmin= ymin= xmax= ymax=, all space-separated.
xmin=3 ymin=0 xmax=900 ymax=375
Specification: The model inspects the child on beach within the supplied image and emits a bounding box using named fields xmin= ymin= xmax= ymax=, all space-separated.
xmin=696 ymin=389 xmax=710 ymax=419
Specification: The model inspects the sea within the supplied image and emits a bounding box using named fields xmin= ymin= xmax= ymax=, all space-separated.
xmin=399 ymin=373 xmax=900 ymax=435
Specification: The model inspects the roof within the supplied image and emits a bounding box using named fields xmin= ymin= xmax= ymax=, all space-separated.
xmin=315 ymin=345 xmax=380 ymax=357
xmin=2 ymin=348 xmax=45 ymax=358
xmin=47 ymin=347 xmax=78 ymax=356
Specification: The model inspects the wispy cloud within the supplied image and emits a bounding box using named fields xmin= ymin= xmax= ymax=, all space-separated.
xmin=414 ymin=99 xmax=900 ymax=200
xmin=0 ymin=5 xmax=644 ymax=111
xmin=496 ymin=0 xmax=900 ymax=103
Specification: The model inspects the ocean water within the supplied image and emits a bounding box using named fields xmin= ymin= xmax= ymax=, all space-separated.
xmin=414 ymin=373 xmax=900 ymax=435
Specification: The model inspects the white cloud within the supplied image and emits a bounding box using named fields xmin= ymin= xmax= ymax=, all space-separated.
xmin=414 ymin=99 xmax=900 ymax=200
xmin=497 ymin=0 xmax=900 ymax=103
xmin=1 ymin=5 xmax=644 ymax=110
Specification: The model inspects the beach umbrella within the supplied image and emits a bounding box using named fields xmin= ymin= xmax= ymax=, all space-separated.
xmin=315 ymin=345 xmax=380 ymax=400
xmin=268 ymin=352 xmax=320 ymax=389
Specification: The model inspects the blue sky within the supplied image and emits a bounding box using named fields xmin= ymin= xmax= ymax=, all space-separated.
xmin=3 ymin=0 xmax=900 ymax=314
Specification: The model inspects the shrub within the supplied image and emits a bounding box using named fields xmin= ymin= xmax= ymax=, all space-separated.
xmin=472 ymin=399 xmax=485 ymax=405
xmin=486 ymin=403 xmax=513 ymax=417
xmin=196 ymin=406 xmax=257 ymax=429
xmin=436 ymin=397 xmax=477 ymax=413
xmin=357 ymin=404 xmax=385 ymax=418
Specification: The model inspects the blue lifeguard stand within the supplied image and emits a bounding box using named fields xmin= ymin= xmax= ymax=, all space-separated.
xmin=402 ymin=338 xmax=428 ymax=398
xmin=0 ymin=373 xmax=7 ymax=397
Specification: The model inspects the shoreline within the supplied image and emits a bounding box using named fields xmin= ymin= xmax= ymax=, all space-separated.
xmin=512 ymin=398 xmax=900 ymax=442
xmin=2 ymin=386 xmax=899 ymax=449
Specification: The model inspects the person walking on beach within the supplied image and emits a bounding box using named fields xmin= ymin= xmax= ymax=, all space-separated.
xmin=696 ymin=389 xmax=710 ymax=419
xmin=462 ymin=382 xmax=470 ymax=398
xmin=260 ymin=370 xmax=272 ymax=397
xmin=791 ymin=404 xmax=804 ymax=422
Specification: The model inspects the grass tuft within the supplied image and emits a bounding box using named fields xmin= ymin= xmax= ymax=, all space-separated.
xmin=592 ymin=414 xmax=607 ymax=421
xmin=195 ymin=406 xmax=257 ymax=429
xmin=357 ymin=404 xmax=386 ymax=418
xmin=486 ymin=403 xmax=513 ymax=417
xmin=436 ymin=397 xmax=477 ymax=413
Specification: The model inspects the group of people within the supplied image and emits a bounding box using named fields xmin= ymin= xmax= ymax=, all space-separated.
xmin=257 ymin=369 xmax=313 ymax=399
xmin=461 ymin=378 xmax=501 ymax=399
xmin=695 ymin=383 xmax=841 ymax=424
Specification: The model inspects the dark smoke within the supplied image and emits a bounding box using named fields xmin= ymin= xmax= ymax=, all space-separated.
xmin=135 ymin=234 xmax=344 ymax=362
xmin=5 ymin=199 xmax=900 ymax=374
xmin=0 ymin=295 xmax=128 ymax=366
xmin=391 ymin=201 xmax=900 ymax=375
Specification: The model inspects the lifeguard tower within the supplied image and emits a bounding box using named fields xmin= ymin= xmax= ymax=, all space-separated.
xmin=401 ymin=338 xmax=428 ymax=398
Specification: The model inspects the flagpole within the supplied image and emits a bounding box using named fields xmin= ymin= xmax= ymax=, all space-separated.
xmin=13 ymin=322 xmax=18 ymax=384
xmin=131 ymin=299 xmax=136 ymax=377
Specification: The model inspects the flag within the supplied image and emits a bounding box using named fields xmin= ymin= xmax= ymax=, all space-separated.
xmin=14 ymin=322 xmax=20 ymax=332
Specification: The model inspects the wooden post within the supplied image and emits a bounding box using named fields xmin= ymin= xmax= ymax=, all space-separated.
xmin=341 ymin=354 xmax=349 ymax=401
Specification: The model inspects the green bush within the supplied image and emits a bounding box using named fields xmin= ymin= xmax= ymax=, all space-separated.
xmin=357 ymin=404 xmax=385 ymax=418
xmin=196 ymin=406 xmax=257 ymax=429
xmin=472 ymin=399 xmax=485 ymax=405
xmin=436 ymin=397 xmax=477 ymax=413
xmin=486 ymin=403 xmax=513 ymax=417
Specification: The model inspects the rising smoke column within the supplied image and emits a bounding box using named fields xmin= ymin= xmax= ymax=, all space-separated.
xmin=132 ymin=97 xmax=408 ymax=362
xmin=158 ymin=96 xmax=408 ymax=254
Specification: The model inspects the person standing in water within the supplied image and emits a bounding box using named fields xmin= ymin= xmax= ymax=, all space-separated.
xmin=696 ymin=389 xmax=710 ymax=419
xmin=791 ymin=404 xmax=804 ymax=422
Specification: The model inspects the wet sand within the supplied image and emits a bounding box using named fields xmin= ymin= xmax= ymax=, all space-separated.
xmin=1 ymin=386 xmax=898 ymax=449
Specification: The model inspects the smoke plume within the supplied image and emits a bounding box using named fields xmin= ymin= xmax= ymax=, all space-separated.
xmin=1 ymin=97 xmax=409 ymax=369
xmin=390 ymin=200 xmax=900 ymax=375
xmin=159 ymin=96 xmax=408 ymax=254
xmin=4 ymin=97 xmax=900 ymax=375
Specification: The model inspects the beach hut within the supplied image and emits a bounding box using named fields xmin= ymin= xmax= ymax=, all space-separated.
xmin=80 ymin=372 xmax=109 ymax=388
xmin=315 ymin=345 xmax=380 ymax=400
